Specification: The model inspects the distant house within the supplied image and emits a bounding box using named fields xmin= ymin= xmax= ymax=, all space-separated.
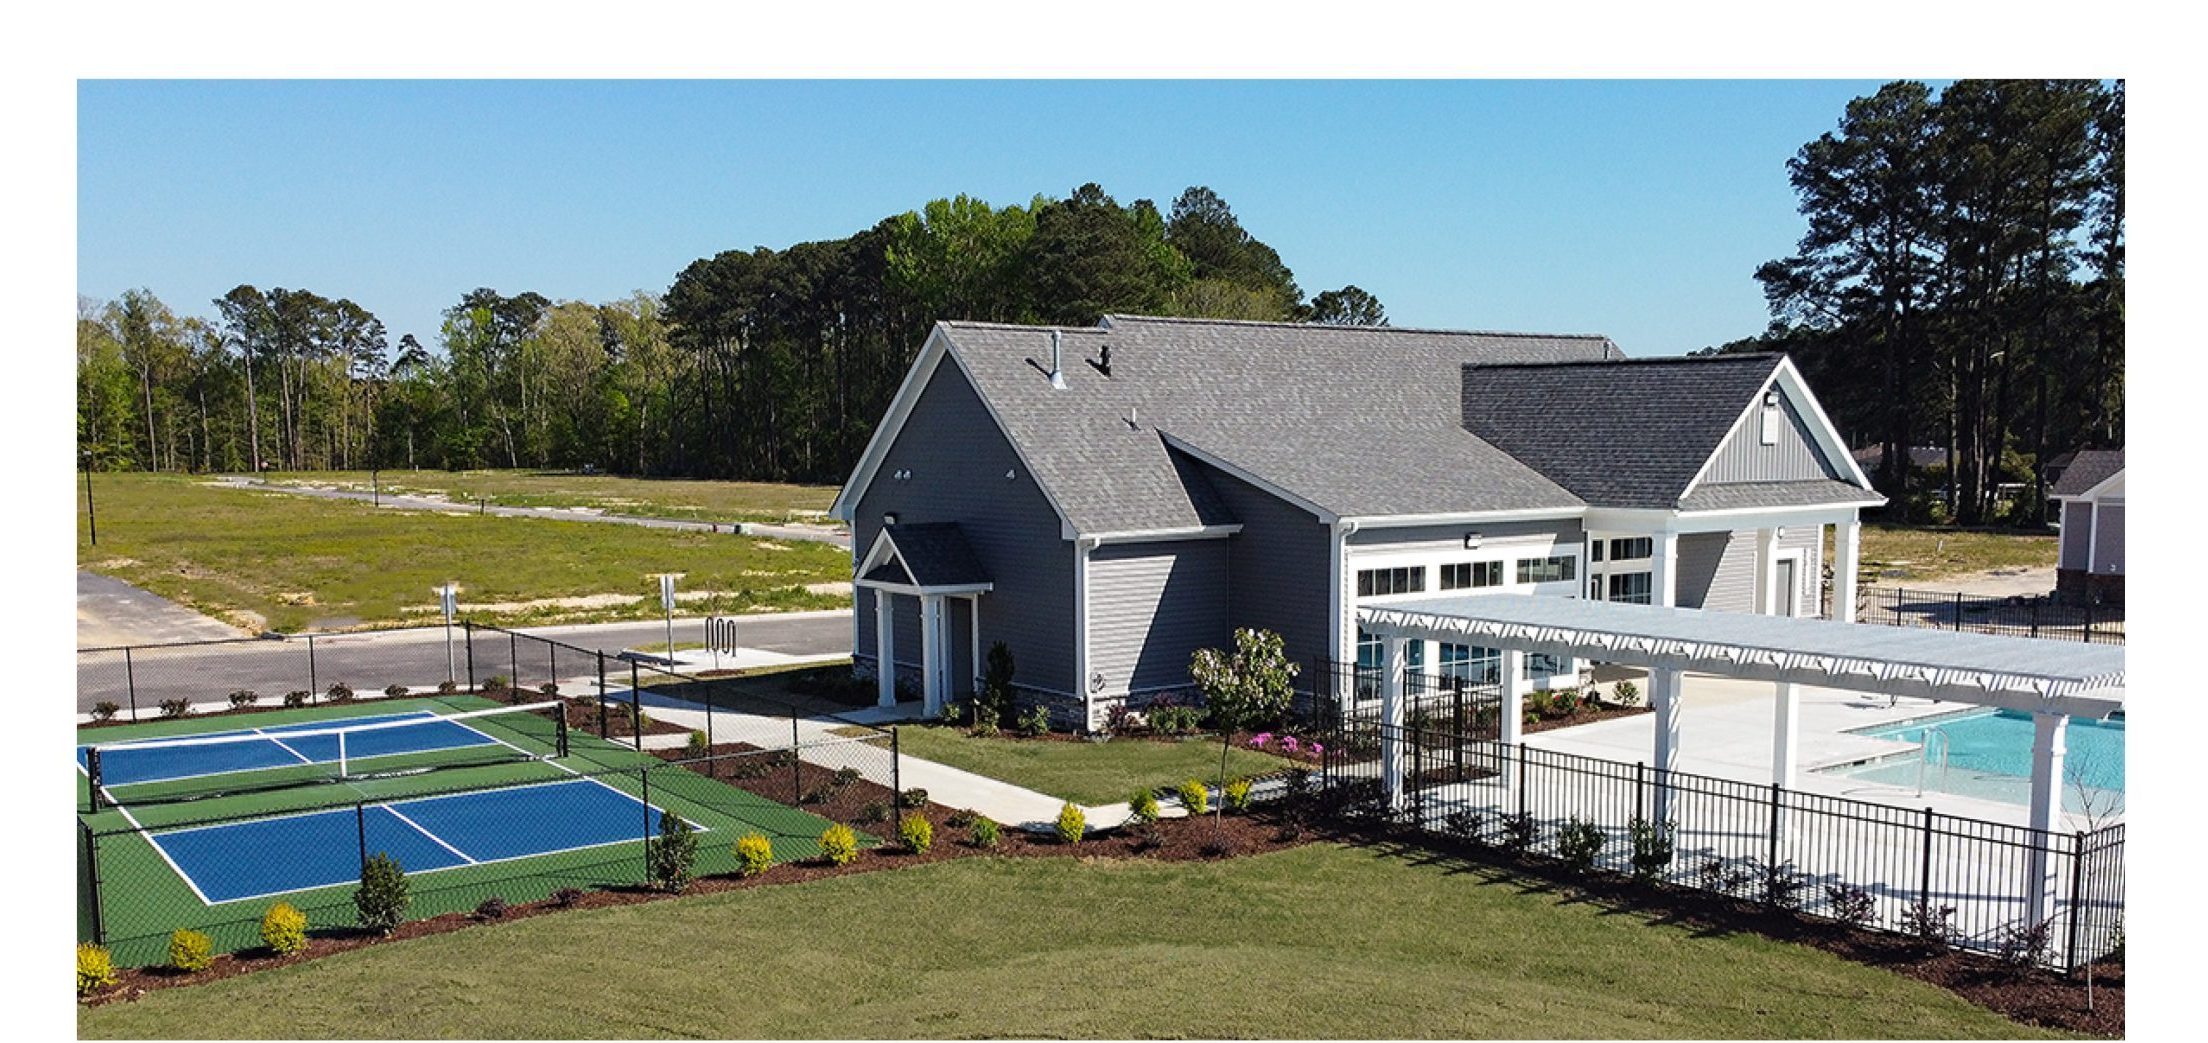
xmin=2050 ymin=449 xmax=2124 ymax=605
xmin=1849 ymin=444 xmax=1948 ymax=474
xmin=831 ymin=315 xmax=1883 ymax=728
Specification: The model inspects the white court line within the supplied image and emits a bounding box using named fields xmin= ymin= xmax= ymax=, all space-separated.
xmin=109 ymin=800 xmax=219 ymax=907
xmin=381 ymin=805 xmax=479 ymax=864
xmin=91 ymin=713 xmax=506 ymax=789
xmin=252 ymin=729 xmax=315 ymax=766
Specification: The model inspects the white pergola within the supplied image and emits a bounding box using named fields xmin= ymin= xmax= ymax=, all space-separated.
xmin=1357 ymin=594 xmax=2124 ymax=922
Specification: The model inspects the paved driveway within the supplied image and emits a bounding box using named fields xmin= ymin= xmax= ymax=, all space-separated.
xmin=77 ymin=572 xmax=247 ymax=648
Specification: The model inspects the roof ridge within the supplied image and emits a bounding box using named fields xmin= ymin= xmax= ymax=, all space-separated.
xmin=1464 ymin=352 xmax=1783 ymax=371
xmin=938 ymin=320 xmax=1108 ymax=334
xmin=1102 ymin=313 xmax=1617 ymax=342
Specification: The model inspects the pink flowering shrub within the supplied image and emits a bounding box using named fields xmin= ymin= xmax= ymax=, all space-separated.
xmin=1250 ymin=732 xmax=1273 ymax=748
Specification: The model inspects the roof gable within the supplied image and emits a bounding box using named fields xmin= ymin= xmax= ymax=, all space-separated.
xmin=2052 ymin=449 xmax=2124 ymax=499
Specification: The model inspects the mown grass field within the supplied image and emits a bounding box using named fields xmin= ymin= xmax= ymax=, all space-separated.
xmin=886 ymin=723 xmax=1302 ymax=806
xmin=75 ymin=843 xmax=2058 ymax=1039
xmin=77 ymin=473 xmax=850 ymax=632
xmin=1849 ymin=524 xmax=2060 ymax=584
xmin=253 ymin=469 xmax=837 ymax=524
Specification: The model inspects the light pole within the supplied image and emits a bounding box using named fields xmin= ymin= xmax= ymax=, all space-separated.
xmin=81 ymin=449 xmax=97 ymax=546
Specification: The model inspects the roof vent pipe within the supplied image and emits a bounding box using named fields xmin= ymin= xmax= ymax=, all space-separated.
xmin=1048 ymin=330 xmax=1067 ymax=389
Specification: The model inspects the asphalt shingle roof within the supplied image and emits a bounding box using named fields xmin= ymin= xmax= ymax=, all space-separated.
xmin=880 ymin=522 xmax=991 ymax=587
xmin=2051 ymin=449 xmax=2124 ymax=498
xmin=1678 ymin=478 xmax=1884 ymax=513
xmin=1459 ymin=354 xmax=1786 ymax=509
xmin=941 ymin=316 xmax=1622 ymax=533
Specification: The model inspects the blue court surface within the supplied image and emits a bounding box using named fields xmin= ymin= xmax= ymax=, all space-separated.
xmin=78 ymin=712 xmax=501 ymax=787
xmin=149 ymin=778 xmax=683 ymax=904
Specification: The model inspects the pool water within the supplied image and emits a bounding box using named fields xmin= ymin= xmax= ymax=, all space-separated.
xmin=1823 ymin=709 xmax=2124 ymax=813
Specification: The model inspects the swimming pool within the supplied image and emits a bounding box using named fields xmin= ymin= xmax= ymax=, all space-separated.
xmin=1821 ymin=708 xmax=2124 ymax=813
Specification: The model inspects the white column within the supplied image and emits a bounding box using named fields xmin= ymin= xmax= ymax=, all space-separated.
xmin=1755 ymin=527 xmax=1779 ymax=614
xmin=1379 ymin=633 xmax=1408 ymax=812
xmin=919 ymin=594 xmax=945 ymax=717
xmin=968 ymin=595 xmax=982 ymax=696
xmin=1771 ymin=681 xmax=1800 ymax=787
xmin=1650 ymin=667 xmax=1683 ymax=821
xmin=1834 ymin=519 xmax=1861 ymax=623
xmin=874 ymin=591 xmax=896 ymax=707
xmin=2026 ymin=712 xmax=2069 ymax=925
xmin=1498 ymin=649 xmax=1526 ymax=746
xmin=1651 ymin=531 xmax=1679 ymax=608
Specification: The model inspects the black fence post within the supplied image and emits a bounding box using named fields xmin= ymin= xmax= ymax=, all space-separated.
xmin=82 ymin=822 xmax=104 ymax=945
xmin=356 ymin=801 xmax=369 ymax=876
xmin=1408 ymin=719 xmax=1423 ymax=826
xmin=641 ymin=768 xmax=653 ymax=883
xmin=465 ymin=622 xmax=477 ymax=692
xmin=307 ymin=634 xmax=319 ymax=703
xmin=1918 ymin=806 xmax=1935 ymax=906
xmin=1953 ymin=591 xmax=1965 ymax=632
xmin=2032 ymin=598 xmax=2042 ymax=639
xmin=1452 ymin=682 xmax=1466 ymax=782
xmin=122 ymin=647 xmax=138 ymax=722
xmin=891 ymin=728 xmax=902 ymax=809
xmin=555 ymin=710 xmax=570 ymax=759
xmin=1516 ymin=742 xmax=1529 ymax=822
xmin=1635 ymin=761 xmax=1646 ymax=823
xmin=509 ymin=632 xmax=520 ymax=688
xmin=86 ymin=748 xmax=103 ymax=813
xmin=791 ymin=707 xmax=802 ymax=805
xmin=2083 ymin=599 xmax=2096 ymax=644
xmin=597 ymin=653 xmax=609 ymax=739
xmin=2065 ymin=831 xmax=2087 ymax=971
xmin=1767 ymin=782 xmax=1783 ymax=875
xmin=630 ymin=660 xmax=643 ymax=751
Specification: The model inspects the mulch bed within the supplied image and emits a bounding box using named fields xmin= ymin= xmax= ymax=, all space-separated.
xmin=1525 ymin=700 xmax=1651 ymax=734
xmin=1337 ymin=820 xmax=2123 ymax=1037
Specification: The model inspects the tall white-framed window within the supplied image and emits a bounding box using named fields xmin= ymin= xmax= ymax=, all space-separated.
xmin=1607 ymin=571 xmax=1653 ymax=605
xmin=1439 ymin=642 xmax=1500 ymax=685
xmin=1356 ymin=565 xmax=1427 ymax=597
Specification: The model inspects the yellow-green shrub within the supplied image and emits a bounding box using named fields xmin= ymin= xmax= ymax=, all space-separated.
xmin=1128 ymin=788 xmax=1161 ymax=824
xmin=899 ymin=813 xmax=934 ymax=854
xmin=168 ymin=928 xmax=214 ymax=974
xmin=1178 ymin=778 xmax=1210 ymax=816
xmin=76 ymin=942 xmax=116 ymax=996
xmin=259 ymin=901 xmax=308 ymax=956
xmin=820 ymin=823 xmax=859 ymax=866
xmin=1224 ymin=776 xmax=1253 ymax=813
xmin=734 ymin=832 xmax=774 ymax=877
xmin=1055 ymin=802 xmax=1086 ymax=844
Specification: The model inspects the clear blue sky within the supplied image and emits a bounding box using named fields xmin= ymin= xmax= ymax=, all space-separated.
xmin=79 ymin=79 xmax=1891 ymax=357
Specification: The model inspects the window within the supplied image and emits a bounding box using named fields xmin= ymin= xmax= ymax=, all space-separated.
xmin=1356 ymin=565 xmax=1426 ymax=597
xmin=1439 ymin=560 xmax=1504 ymax=591
xmin=1607 ymin=571 xmax=1653 ymax=605
xmin=1356 ymin=628 xmax=1382 ymax=671
xmin=1591 ymin=540 xmax=1605 ymax=563
xmin=1515 ymin=555 xmax=1577 ymax=584
xmin=1524 ymin=653 xmax=1563 ymax=680
xmin=1607 ymin=537 xmax=1652 ymax=561
xmin=1439 ymin=643 xmax=1500 ymax=685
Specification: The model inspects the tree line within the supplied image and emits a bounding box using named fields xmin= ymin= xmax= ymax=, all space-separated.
xmin=76 ymin=184 xmax=1386 ymax=483
xmin=1714 ymin=79 xmax=2123 ymax=527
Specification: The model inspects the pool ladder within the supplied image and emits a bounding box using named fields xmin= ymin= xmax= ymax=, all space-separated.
xmin=1915 ymin=727 xmax=1951 ymax=797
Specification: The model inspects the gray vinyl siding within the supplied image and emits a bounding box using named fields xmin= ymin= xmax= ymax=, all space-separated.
xmin=1675 ymin=531 xmax=1756 ymax=612
xmin=1343 ymin=518 xmax=1583 ymax=554
xmin=852 ymin=356 xmax=1077 ymax=695
xmin=1199 ymin=464 xmax=1334 ymax=666
xmin=2092 ymin=503 xmax=2124 ymax=574
xmin=1087 ymin=540 xmax=1230 ymax=695
xmin=1703 ymin=391 xmax=1845 ymax=485
xmin=2061 ymin=501 xmax=2092 ymax=570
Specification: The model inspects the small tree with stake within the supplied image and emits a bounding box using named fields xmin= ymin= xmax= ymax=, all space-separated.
xmin=1190 ymin=629 xmax=1299 ymax=832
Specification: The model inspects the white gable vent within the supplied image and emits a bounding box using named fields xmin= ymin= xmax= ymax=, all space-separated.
xmin=1759 ymin=390 xmax=1781 ymax=446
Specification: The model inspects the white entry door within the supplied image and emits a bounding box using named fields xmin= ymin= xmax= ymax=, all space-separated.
xmin=1773 ymin=557 xmax=1799 ymax=617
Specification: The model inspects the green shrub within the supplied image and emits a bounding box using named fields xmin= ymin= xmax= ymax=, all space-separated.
xmin=538 ymin=682 xmax=560 ymax=698
xmin=1177 ymin=778 xmax=1209 ymax=816
xmin=1019 ymin=704 xmax=1051 ymax=737
xmin=484 ymin=674 xmax=510 ymax=693
xmin=1612 ymin=679 xmax=1642 ymax=707
xmin=820 ymin=823 xmax=860 ymax=865
xmin=326 ymin=682 xmax=354 ymax=703
xmin=734 ymin=832 xmax=774 ymax=877
xmin=1128 ymin=788 xmax=1161 ymax=825
xmin=646 ymin=813 xmax=699 ymax=892
xmin=1627 ymin=817 xmax=1676 ymax=883
xmin=900 ymin=788 xmax=930 ymax=809
xmin=283 ymin=690 xmax=310 ymax=708
xmin=1549 ymin=687 xmax=1581 ymax=716
xmin=1556 ymin=816 xmax=1605 ymax=871
xmin=971 ymin=702 xmax=1001 ymax=734
xmin=355 ymin=853 xmax=410 ymax=934
xmin=259 ymin=901 xmax=308 ymax=955
xmin=474 ymin=896 xmax=510 ymax=919
xmin=684 ymin=729 xmax=710 ymax=758
xmin=899 ymin=813 xmax=934 ymax=854
xmin=168 ymin=928 xmax=214 ymax=973
xmin=157 ymin=698 xmax=191 ymax=719
xmin=1522 ymin=689 xmax=1552 ymax=719
xmin=1055 ymin=802 xmax=1086 ymax=844
xmin=385 ymin=683 xmax=410 ymax=697
xmin=76 ymin=942 xmax=117 ymax=996
xmin=1223 ymin=777 xmax=1253 ymax=813
xmin=858 ymin=800 xmax=892 ymax=824
xmin=228 ymin=689 xmax=259 ymax=709
xmin=90 ymin=700 xmax=119 ymax=722
xmin=970 ymin=815 xmax=1001 ymax=849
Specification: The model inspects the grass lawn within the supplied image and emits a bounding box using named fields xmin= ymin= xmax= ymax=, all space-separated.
xmin=76 ymin=843 xmax=2058 ymax=1039
xmin=252 ymin=469 xmax=837 ymax=524
xmin=887 ymin=723 xmax=1298 ymax=805
xmin=1846 ymin=523 xmax=2059 ymax=584
xmin=77 ymin=473 xmax=850 ymax=632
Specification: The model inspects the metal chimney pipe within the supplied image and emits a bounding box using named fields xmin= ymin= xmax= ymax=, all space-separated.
xmin=1049 ymin=330 xmax=1067 ymax=389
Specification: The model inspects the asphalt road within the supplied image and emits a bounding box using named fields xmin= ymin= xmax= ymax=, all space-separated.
xmin=76 ymin=611 xmax=853 ymax=714
xmin=212 ymin=477 xmax=851 ymax=548
xmin=77 ymin=572 xmax=248 ymax=648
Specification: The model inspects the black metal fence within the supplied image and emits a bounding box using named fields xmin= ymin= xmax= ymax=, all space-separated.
xmin=1316 ymin=719 xmax=2125 ymax=972
xmin=1852 ymin=585 xmax=2124 ymax=645
xmin=1307 ymin=659 xmax=1505 ymax=734
xmin=78 ymin=631 xmax=476 ymax=723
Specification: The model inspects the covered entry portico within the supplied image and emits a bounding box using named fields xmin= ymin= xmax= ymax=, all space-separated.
xmin=854 ymin=522 xmax=992 ymax=716
xmin=1357 ymin=594 xmax=2124 ymax=922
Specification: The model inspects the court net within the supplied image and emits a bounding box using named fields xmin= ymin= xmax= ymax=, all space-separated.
xmin=83 ymin=701 xmax=570 ymax=810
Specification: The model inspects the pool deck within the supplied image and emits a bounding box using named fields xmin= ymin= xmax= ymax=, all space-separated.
xmin=1525 ymin=672 xmax=2122 ymax=831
